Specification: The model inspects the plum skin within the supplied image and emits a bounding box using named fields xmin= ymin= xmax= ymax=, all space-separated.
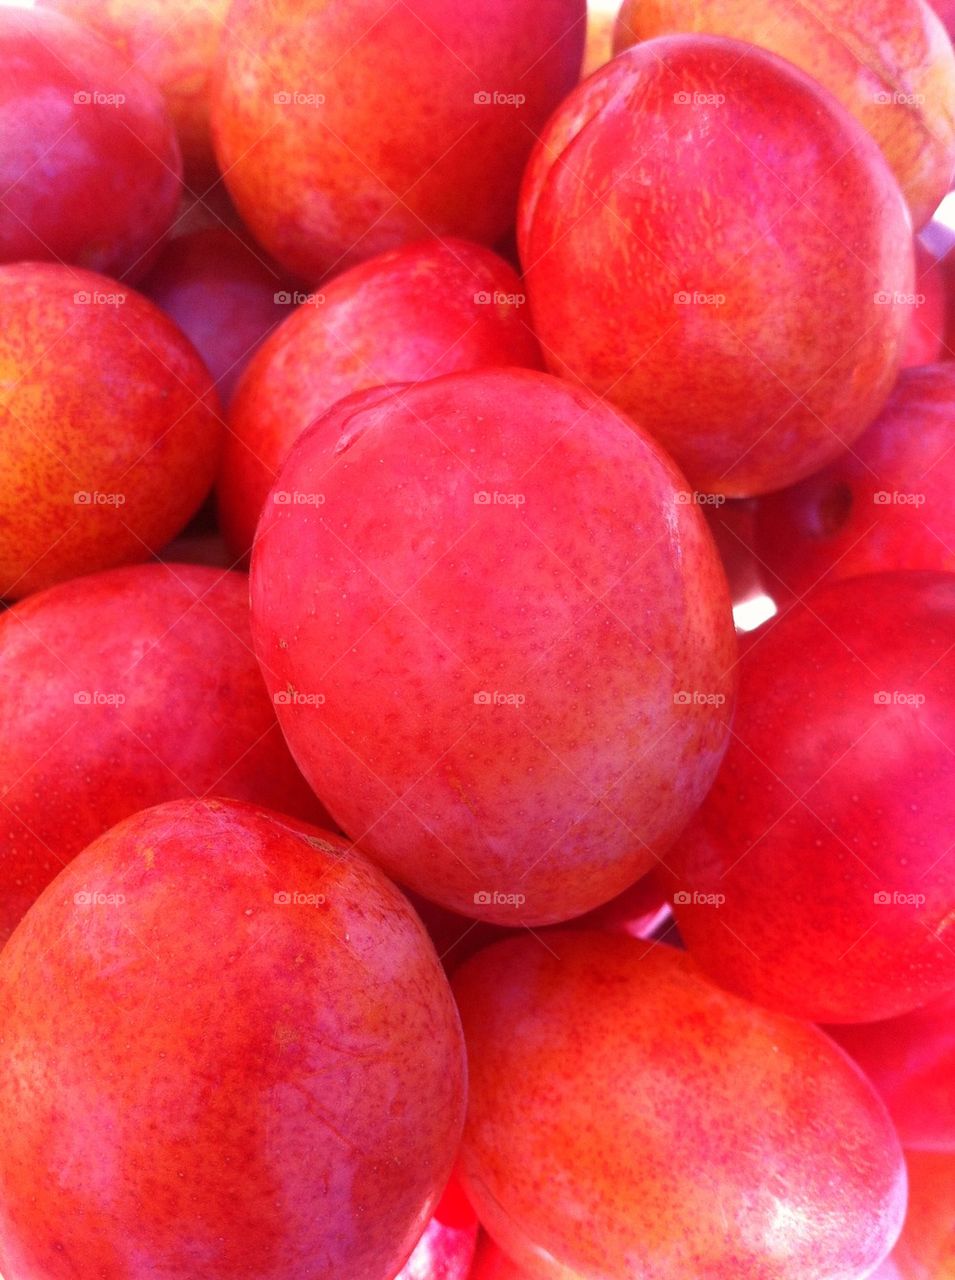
xmin=453 ymin=933 xmax=906 ymax=1280
xmin=0 ymin=798 xmax=466 ymax=1280
xmin=0 ymin=562 xmax=328 ymax=945
xmin=250 ymin=367 xmax=737 ymax=925
xmin=0 ymin=262 xmax=223 ymax=600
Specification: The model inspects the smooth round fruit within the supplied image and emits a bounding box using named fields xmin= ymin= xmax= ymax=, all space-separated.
xmin=39 ymin=0 xmax=230 ymax=185
xmin=668 ymin=572 xmax=955 ymax=1023
xmin=220 ymin=237 xmax=542 ymax=560
xmin=0 ymin=561 xmax=326 ymax=943
xmin=827 ymin=985 xmax=955 ymax=1152
xmin=143 ymin=228 xmax=291 ymax=407
xmin=613 ymin=0 xmax=955 ymax=230
xmin=0 ymin=6 xmax=182 ymax=280
xmin=519 ymin=35 xmax=914 ymax=496
xmin=0 ymin=262 xmax=222 ymax=600
xmin=754 ymin=364 xmax=955 ymax=601
xmin=453 ymin=933 xmax=906 ymax=1280
xmin=210 ymin=0 xmax=585 ymax=279
xmin=0 ymin=798 xmax=466 ymax=1280
xmin=250 ymin=368 xmax=736 ymax=924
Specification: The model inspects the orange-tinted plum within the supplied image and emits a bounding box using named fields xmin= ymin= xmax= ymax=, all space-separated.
xmin=754 ymin=365 xmax=955 ymax=601
xmin=210 ymin=0 xmax=585 ymax=279
xmin=0 ymin=799 xmax=466 ymax=1280
xmin=519 ymin=36 xmax=914 ymax=496
xmin=396 ymin=1178 xmax=478 ymax=1280
xmin=827 ymin=985 xmax=955 ymax=1152
xmin=0 ymin=7 xmax=181 ymax=280
xmin=453 ymin=934 xmax=905 ymax=1279
xmin=0 ymin=263 xmax=222 ymax=600
xmin=142 ymin=228 xmax=290 ymax=407
xmin=220 ymin=237 xmax=541 ymax=560
xmin=250 ymin=369 xmax=736 ymax=925
xmin=668 ymin=572 xmax=955 ymax=1023
xmin=39 ymin=0 xmax=229 ymax=185
xmin=0 ymin=562 xmax=326 ymax=943
xmin=613 ymin=0 xmax=955 ymax=230
xmin=890 ymin=1151 xmax=955 ymax=1277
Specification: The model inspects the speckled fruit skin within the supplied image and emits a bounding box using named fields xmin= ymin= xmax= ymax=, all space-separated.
xmin=518 ymin=35 xmax=914 ymax=497
xmin=613 ymin=0 xmax=955 ymax=231
xmin=220 ymin=237 xmax=542 ymax=561
xmin=0 ymin=7 xmax=182 ymax=280
xmin=890 ymin=1151 xmax=955 ymax=1277
xmin=754 ymin=364 xmax=955 ymax=602
xmin=250 ymin=368 xmax=737 ymax=925
xmin=210 ymin=0 xmax=585 ymax=280
xmin=0 ymin=798 xmax=466 ymax=1280
xmin=827 ymin=985 xmax=955 ymax=1152
xmin=453 ymin=934 xmax=906 ymax=1280
xmin=0 ymin=561 xmax=327 ymax=945
xmin=38 ymin=0 xmax=230 ymax=186
xmin=142 ymin=228 xmax=290 ymax=407
xmin=667 ymin=572 xmax=955 ymax=1023
xmin=0 ymin=262 xmax=223 ymax=601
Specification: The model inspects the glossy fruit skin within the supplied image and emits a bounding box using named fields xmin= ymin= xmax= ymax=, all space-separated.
xmin=826 ymin=985 xmax=955 ymax=1152
xmin=453 ymin=933 xmax=906 ymax=1280
xmin=614 ymin=0 xmax=955 ymax=230
xmin=396 ymin=1178 xmax=478 ymax=1280
xmin=902 ymin=242 xmax=947 ymax=367
xmin=220 ymin=237 xmax=542 ymax=561
xmin=250 ymin=368 xmax=737 ymax=925
xmin=668 ymin=572 xmax=955 ymax=1023
xmin=0 ymin=561 xmax=327 ymax=944
xmin=469 ymin=1237 xmax=537 ymax=1280
xmin=889 ymin=1151 xmax=955 ymax=1277
xmin=143 ymin=228 xmax=290 ymax=408
xmin=0 ymin=798 xmax=466 ymax=1280
xmin=210 ymin=0 xmax=585 ymax=279
xmin=0 ymin=7 xmax=181 ymax=280
xmin=0 ymin=262 xmax=222 ymax=601
xmin=39 ymin=0 xmax=230 ymax=185
xmin=518 ymin=35 xmax=914 ymax=497
xmin=754 ymin=364 xmax=955 ymax=601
